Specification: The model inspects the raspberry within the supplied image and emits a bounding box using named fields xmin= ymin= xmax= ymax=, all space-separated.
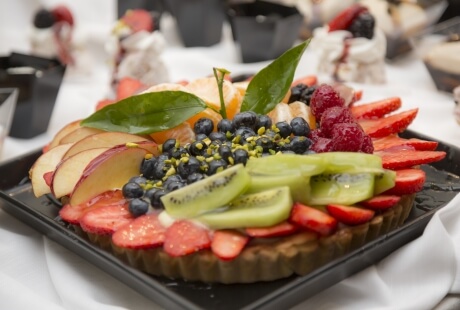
xmin=310 ymin=84 xmax=345 ymax=120
xmin=331 ymin=123 xmax=365 ymax=152
xmin=319 ymin=106 xmax=355 ymax=138
xmin=308 ymin=128 xmax=324 ymax=142
xmin=311 ymin=137 xmax=334 ymax=153
xmin=361 ymin=134 xmax=374 ymax=153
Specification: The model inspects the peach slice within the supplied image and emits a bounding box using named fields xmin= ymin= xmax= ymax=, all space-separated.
xmin=51 ymin=147 xmax=110 ymax=198
xmin=29 ymin=143 xmax=73 ymax=197
xmin=69 ymin=145 xmax=148 ymax=206
xmin=59 ymin=127 xmax=104 ymax=145
xmin=63 ymin=132 xmax=152 ymax=160
xmin=48 ymin=120 xmax=81 ymax=149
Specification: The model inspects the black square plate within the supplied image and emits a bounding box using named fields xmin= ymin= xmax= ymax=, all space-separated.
xmin=0 ymin=130 xmax=459 ymax=309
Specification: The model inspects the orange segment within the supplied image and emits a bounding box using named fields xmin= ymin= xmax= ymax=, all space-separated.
xmin=142 ymin=83 xmax=189 ymax=93
xmin=150 ymin=122 xmax=195 ymax=145
xmin=185 ymin=77 xmax=242 ymax=119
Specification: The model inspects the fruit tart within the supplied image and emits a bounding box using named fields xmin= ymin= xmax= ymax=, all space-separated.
xmin=29 ymin=42 xmax=446 ymax=284
xmin=311 ymin=4 xmax=387 ymax=84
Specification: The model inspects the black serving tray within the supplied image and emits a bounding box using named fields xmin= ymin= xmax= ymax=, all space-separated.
xmin=1 ymin=130 xmax=460 ymax=309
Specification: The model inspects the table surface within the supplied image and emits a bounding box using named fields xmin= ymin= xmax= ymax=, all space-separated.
xmin=1 ymin=2 xmax=460 ymax=310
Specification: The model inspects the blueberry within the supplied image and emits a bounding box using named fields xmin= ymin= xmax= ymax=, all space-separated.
xmin=194 ymin=117 xmax=214 ymax=135
xmin=218 ymin=145 xmax=233 ymax=163
xmin=275 ymin=121 xmax=292 ymax=138
xmin=163 ymin=174 xmax=184 ymax=188
xmin=290 ymin=117 xmax=310 ymax=136
xmin=122 ymin=182 xmax=144 ymax=199
xmin=207 ymin=159 xmax=227 ymax=175
xmin=234 ymin=127 xmax=255 ymax=143
xmin=257 ymin=115 xmax=272 ymax=130
xmin=162 ymin=138 xmax=177 ymax=154
xmin=188 ymin=140 xmax=208 ymax=156
xmin=165 ymin=181 xmax=187 ymax=191
xmin=290 ymin=136 xmax=311 ymax=154
xmin=150 ymin=189 xmax=168 ymax=209
xmin=168 ymin=146 xmax=189 ymax=159
xmin=217 ymin=119 xmax=234 ymax=133
xmin=128 ymin=198 xmax=149 ymax=217
xmin=33 ymin=9 xmax=55 ymax=29
xmin=208 ymin=131 xmax=227 ymax=142
xmin=233 ymin=149 xmax=249 ymax=165
xmin=177 ymin=156 xmax=201 ymax=178
xmin=144 ymin=187 xmax=163 ymax=202
xmin=140 ymin=157 xmax=157 ymax=179
xmin=152 ymin=158 xmax=172 ymax=179
xmin=256 ymin=136 xmax=275 ymax=152
xmin=232 ymin=111 xmax=258 ymax=130
xmin=129 ymin=176 xmax=147 ymax=185
xmin=195 ymin=133 xmax=208 ymax=141
xmin=187 ymin=172 xmax=205 ymax=184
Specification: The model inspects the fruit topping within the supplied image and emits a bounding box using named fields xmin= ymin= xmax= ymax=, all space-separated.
xmin=351 ymin=97 xmax=402 ymax=120
xmin=361 ymin=195 xmax=401 ymax=210
xmin=377 ymin=149 xmax=446 ymax=170
xmin=319 ymin=106 xmax=354 ymax=137
xmin=163 ymin=221 xmax=211 ymax=257
xmin=359 ymin=109 xmax=418 ymax=138
xmin=347 ymin=12 xmax=375 ymax=39
xmin=33 ymin=9 xmax=56 ymax=29
xmin=290 ymin=203 xmax=338 ymax=236
xmin=116 ymin=77 xmax=146 ymax=101
xmin=245 ymin=221 xmax=298 ymax=238
xmin=330 ymin=123 xmax=367 ymax=152
xmin=51 ymin=5 xmax=74 ymax=26
xmin=326 ymin=204 xmax=375 ymax=226
xmin=112 ymin=212 xmax=166 ymax=249
xmin=328 ymin=4 xmax=368 ymax=32
xmin=79 ymin=204 xmax=133 ymax=235
xmin=310 ymin=84 xmax=345 ymax=120
xmin=372 ymin=135 xmax=438 ymax=152
xmin=384 ymin=169 xmax=427 ymax=195
xmin=288 ymin=84 xmax=317 ymax=105
xmin=211 ymin=230 xmax=249 ymax=261
xmin=119 ymin=9 xmax=154 ymax=33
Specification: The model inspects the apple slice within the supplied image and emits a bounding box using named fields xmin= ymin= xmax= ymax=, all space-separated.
xmin=51 ymin=147 xmax=110 ymax=198
xmin=29 ymin=143 xmax=73 ymax=197
xmin=63 ymin=132 xmax=152 ymax=160
xmin=48 ymin=120 xmax=81 ymax=149
xmin=69 ymin=145 xmax=148 ymax=206
xmin=59 ymin=127 xmax=104 ymax=145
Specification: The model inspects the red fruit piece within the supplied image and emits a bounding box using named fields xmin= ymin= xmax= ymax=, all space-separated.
xmin=351 ymin=97 xmax=402 ymax=120
xmin=384 ymin=169 xmax=426 ymax=195
xmin=373 ymin=135 xmax=438 ymax=152
xmin=96 ymin=98 xmax=116 ymax=111
xmin=43 ymin=171 xmax=53 ymax=187
xmin=320 ymin=106 xmax=355 ymax=138
xmin=211 ymin=230 xmax=249 ymax=261
xmin=116 ymin=77 xmax=145 ymax=100
xmin=377 ymin=149 xmax=446 ymax=170
xmin=59 ymin=190 xmax=126 ymax=224
xmin=359 ymin=109 xmax=418 ymax=138
xmin=164 ymin=220 xmax=211 ymax=257
xmin=290 ymin=203 xmax=338 ymax=236
xmin=121 ymin=9 xmax=153 ymax=33
xmin=112 ymin=212 xmax=166 ymax=249
xmin=360 ymin=195 xmax=401 ymax=210
xmin=245 ymin=221 xmax=298 ymax=238
xmin=311 ymin=137 xmax=334 ymax=153
xmin=326 ymin=204 xmax=375 ymax=226
xmin=331 ymin=122 xmax=365 ymax=152
xmin=328 ymin=4 xmax=368 ymax=32
xmin=310 ymin=84 xmax=345 ymax=120
xmin=52 ymin=5 xmax=74 ymax=26
xmin=361 ymin=135 xmax=374 ymax=154
xmin=292 ymin=75 xmax=317 ymax=87
xmin=79 ymin=204 xmax=133 ymax=235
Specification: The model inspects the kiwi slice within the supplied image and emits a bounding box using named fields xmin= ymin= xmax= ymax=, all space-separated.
xmin=161 ymin=164 xmax=251 ymax=218
xmin=307 ymin=173 xmax=375 ymax=205
xmin=245 ymin=153 xmax=327 ymax=176
xmin=196 ymin=186 xmax=293 ymax=229
xmin=374 ymin=169 xmax=396 ymax=195
xmin=247 ymin=173 xmax=310 ymax=204
xmin=311 ymin=152 xmax=384 ymax=174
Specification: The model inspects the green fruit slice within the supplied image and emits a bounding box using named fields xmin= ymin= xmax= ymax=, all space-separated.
xmin=196 ymin=186 xmax=293 ymax=229
xmin=374 ymin=169 xmax=396 ymax=195
xmin=245 ymin=154 xmax=327 ymax=176
xmin=248 ymin=173 xmax=310 ymax=204
xmin=161 ymin=164 xmax=251 ymax=218
xmin=307 ymin=173 xmax=375 ymax=205
xmin=311 ymin=152 xmax=383 ymax=174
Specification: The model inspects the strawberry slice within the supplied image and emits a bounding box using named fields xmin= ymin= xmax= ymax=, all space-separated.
xmin=373 ymin=135 xmax=438 ymax=152
xmin=351 ymin=97 xmax=402 ymax=120
xmin=360 ymin=195 xmax=401 ymax=210
xmin=211 ymin=230 xmax=249 ymax=261
xmin=59 ymin=190 xmax=126 ymax=224
xmin=326 ymin=204 xmax=375 ymax=226
xmin=163 ymin=220 xmax=211 ymax=257
xmin=377 ymin=149 xmax=446 ymax=170
xmin=384 ymin=169 xmax=426 ymax=195
xmin=116 ymin=77 xmax=145 ymax=100
xmin=245 ymin=221 xmax=298 ymax=238
xmin=95 ymin=98 xmax=116 ymax=111
xmin=359 ymin=109 xmax=418 ymax=138
xmin=292 ymin=75 xmax=317 ymax=87
xmin=112 ymin=212 xmax=166 ymax=249
xmin=120 ymin=9 xmax=153 ymax=33
xmin=328 ymin=4 xmax=368 ymax=32
xmin=79 ymin=204 xmax=133 ymax=235
xmin=290 ymin=203 xmax=337 ymax=236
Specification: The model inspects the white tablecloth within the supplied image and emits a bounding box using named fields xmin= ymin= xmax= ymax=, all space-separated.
xmin=1 ymin=1 xmax=460 ymax=309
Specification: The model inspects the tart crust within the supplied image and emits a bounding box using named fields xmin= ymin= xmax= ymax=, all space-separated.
xmin=77 ymin=194 xmax=415 ymax=284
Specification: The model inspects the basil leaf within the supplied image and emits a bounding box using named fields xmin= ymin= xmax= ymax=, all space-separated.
xmin=81 ymin=91 xmax=207 ymax=134
xmin=240 ymin=40 xmax=310 ymax=115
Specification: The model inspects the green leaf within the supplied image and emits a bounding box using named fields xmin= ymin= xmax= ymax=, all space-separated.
xmin=81 ymin=91 xmax=207 ymax=134
xmin=240 ymin=40 xmax=310 ymax=115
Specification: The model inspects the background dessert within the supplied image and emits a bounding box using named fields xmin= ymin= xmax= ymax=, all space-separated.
xmin=454 ymin=85 xmax=460 ymax=124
